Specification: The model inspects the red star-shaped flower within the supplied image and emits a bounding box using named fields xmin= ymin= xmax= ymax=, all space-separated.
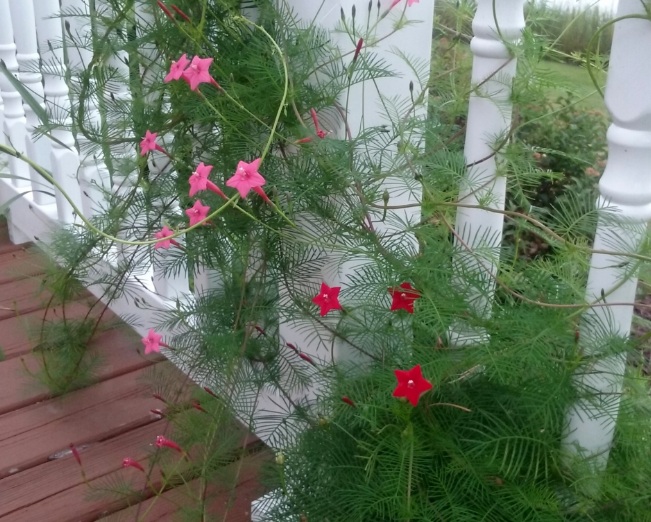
xmin=388 ymin=282 xmax=420 ymax=313
xmin=312 ymin=282 xmax=342 ymax=316
xmin=185 ymin=200 xmax=210 ymax=226
xmin=392 ymin=364 xmax=432 ymax=406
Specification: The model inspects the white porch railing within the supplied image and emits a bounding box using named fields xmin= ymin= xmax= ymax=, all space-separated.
xmin=0 ymin=1 xmax=649 ymax=510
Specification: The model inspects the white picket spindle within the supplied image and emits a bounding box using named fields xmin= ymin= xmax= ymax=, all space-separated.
xmin=9 ymin=0 xmax=55 ymax=206
xmin=449 ymin=0 xmax=525 ymax=346
xmin=35 ymin=0 xmax=84 ymax=224
xmin=60 ymin=0 xmax=112 ymax=218
xmin=0 ymin=0 xmax=29 ymax=190
xmin=562 ymin=1 xmax=651 ymax=478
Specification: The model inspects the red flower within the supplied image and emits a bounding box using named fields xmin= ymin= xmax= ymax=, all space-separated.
xmin=155 ymin=435 xmax=183 ymax=453
xmin=392 ymin=364 xmax=433 ymax=407
xmin=341 ymin=396 xmax=356 ymax=407
xmin=69 ymin=443 xmax=82 ymax=466
xmin=388 ymin=282 xmax=420 ymax=313
xmin=312 ymin=283 xmax=342 ymax=316
xmin=122 ymin=457 xmax=145 ymax=472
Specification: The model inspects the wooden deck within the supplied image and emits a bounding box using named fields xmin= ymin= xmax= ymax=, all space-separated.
xmin=0 ymin=221 xmax=269 ymax=521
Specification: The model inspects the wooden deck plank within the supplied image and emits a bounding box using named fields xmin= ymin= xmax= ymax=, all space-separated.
xmin=0 ymin=326 xmax=158 ymax=415
xmin=0 ymin=247 xmax=48 ymax=284
xmin=0 ymin=220 xmax=22 ymax=255
xmin=0 ymin=364 xmax=182 ymax=479
xmin=100 ymin=450 xmax=271 ymax=522
xmin=0 ymin=277 xmax=52 ymax=321
xmin=0 ymin=299 xmax=119 ymax=360
xmin=8 ymin=431 xmax=265 ymax=522
xmin=0 ymin=420 xmax=166 ymax=519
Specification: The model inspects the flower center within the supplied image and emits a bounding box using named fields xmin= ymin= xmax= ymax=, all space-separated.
xmin=400 ymin=292 xmax=406 ymax=299
xmin=238 ymin=167 xmax=248 ymax=178
xmin=407 ymin=379 xmax=415 ymax=388
xmin=323 ymin=293 xmax=328 ymax=299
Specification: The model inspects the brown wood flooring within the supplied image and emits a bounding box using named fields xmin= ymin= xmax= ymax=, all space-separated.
xmin=0 ymin=220 xmax=269 ymax=521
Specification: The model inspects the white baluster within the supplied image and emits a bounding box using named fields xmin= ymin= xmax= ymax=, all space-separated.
xmin=449 ymin=0 xmax=525 ymax=346
xmin=9 ymin=0 xmax=55 ymax=206
xmin=35 ymin=0 xmax=84 ymax=224
xmin=0 ymin=91 xmax=4 ymax=147
xmin=0 ymin=0 xmax=29 ymax=189
xmin=563 ymin=1 xmax=651 ymax=480
xmin=138 ymin=1 xmax=189 ymax=300
xmin=60 ymin=0 xmax=111 ymax=217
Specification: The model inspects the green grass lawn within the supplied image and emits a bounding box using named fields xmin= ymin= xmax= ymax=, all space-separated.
xmin=535 ymin=60 xmax=607 ymax=112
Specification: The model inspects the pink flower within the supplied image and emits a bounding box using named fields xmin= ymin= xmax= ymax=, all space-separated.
xmin=154 ymin=226 xmax=180 ymax=250
xmin=155 ymin=435 xmax=183 ymax=453
xmin=388 ymin=282 xmax=420 ymax=313
xmin=226 ymin=158 xmax=271 ymax=203
xmin=185 ymin=200 xmax=210 ymax=226
xmin=390 ymin=0 xmax=420 ymax=9
xmin=164 ymin=53 xmax=190 ymax=83
xmin=188 ymin=163 xmax=228 ymax=200
xmin=189 ymin=162 xmax=212 ymax=197
xmin=311 ymin=283 xmax=342 ymax=316
xmin=140 ymin=130 xmax=167 ymax=156
xmin=182 ymin=56 xmax=220 ymax=91
xmin=393 ymin=364 xmax=433 ymax=406
xmin=122 ymin=457 xmax=145 ymax=472
xmin=225 ymin=159 xmax=270 ymax=202
xmin=310 ymin=108 xmax=327 ymax=139
xmin=142 ymin=328 xmax=162 ymax=354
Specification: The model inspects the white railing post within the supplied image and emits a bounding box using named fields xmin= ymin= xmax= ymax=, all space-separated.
xmin=449 ymin=0 xmax=525 ymax=346
xmin=35 ymin=0 xmax=84 ymax=224
xmin=9 ymin=0 xmax=55 ymax=206
xmin=562 ymin=1 xmax=651 ymax=479
xmin=258 ymin=0 xmax=434 ymax=437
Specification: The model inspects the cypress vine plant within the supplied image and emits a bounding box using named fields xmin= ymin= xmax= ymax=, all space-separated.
xmin=2 ymin=0 xmax=651 ymax=520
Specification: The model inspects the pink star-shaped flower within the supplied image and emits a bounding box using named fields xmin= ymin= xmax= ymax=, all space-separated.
xmin=388 ymin=282 xmax=420 ymax=313
xmin=226 ymin=159 xmax=270 ymax=202
xmin=182 ymin=56 xmax=219 ymax=91
xmin=154 ymin=226 xmax=179 ymax=250
xmin=185 ymin=200 xmax=210 ymax=226
xmin=392 ymin=364 xmax=433 ymax=407
xmin=142 ymin=328 xmax=162 ymax=354
xmin=164 ymin=53 xmax=190 ymax=83
xmin=140 ymin=130 xmax=166 ymax=156
xmin=311 ymin=283 xmax=342 ymax=316
xmin=189 ymin=162 xmax=213 ymax=197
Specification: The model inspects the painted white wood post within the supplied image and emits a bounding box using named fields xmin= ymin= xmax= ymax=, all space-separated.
xmin=0 ymin=0 xmax=33 ymax=243
xmin=60 ymin=0 xmax=111 ymax=218
xmin=9 ymin=0 xmax=55 ymax=206
xmin=449 ymin=0 xmax=525 ymax=346
xmin=254 ymin=0 xmax=434 ymax=443
xmin=35 ymin=0 xmax=84 ymax=224
xmin=562 ymin=1 xmax=651 ymax=477
xmin=0 ymin=0 xmax=29 ymax=190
